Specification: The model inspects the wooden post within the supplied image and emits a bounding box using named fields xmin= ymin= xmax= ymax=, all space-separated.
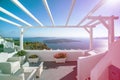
xmin=20 ymin=28 xmax=24 ymax=50
xmin=108 ymin=16 xmax=114 ymax=49
xmin=90 ymin=27 xmax=93 ymax=50
xmin=84 ymin=27 xmax=93 ymax=50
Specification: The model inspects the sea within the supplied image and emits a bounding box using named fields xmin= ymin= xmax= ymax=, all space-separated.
xmin=14 ymin=37 xmax=108 ymax=51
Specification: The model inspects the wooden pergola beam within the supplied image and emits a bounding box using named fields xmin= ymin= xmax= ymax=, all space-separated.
xmin=43 ymin=0 xmax=55 ymax=26
xmin=0 ymin=7 xmax=32 ymax=27
xmin=99 ymin=19 xmax=108 ymax=29
xmin=90 ymin=21 xmax=101 ymax=27
xmin=0 ymin=17 xmax=22 ymax=28
xmin=87 ymin=16 xmax=119 ymax=20
xmin=83 ymin=27 xmax=94 ymax=50
xmin=65 ymin=0 xmax=76 ymax=26
xmin=11 ymin=0 xmax=44 ymax=26
xmin=87 ymin=15 xmax=119 ymax=50
xmin=82 ymin=19 xmax=97 ymax=27
xmin=77 ymin=0 xmax=105 ymax=26
xmin=29 ymin=25 xmax=96 ymax=28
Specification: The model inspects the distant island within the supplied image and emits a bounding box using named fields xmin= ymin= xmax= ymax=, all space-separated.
xmin=43 ymin=39 xmax=81 ymax=43
xmin=94 ymin=36 xmax=120 ymax=39
xmin=13 ymin=40 xmax=50 ymax=50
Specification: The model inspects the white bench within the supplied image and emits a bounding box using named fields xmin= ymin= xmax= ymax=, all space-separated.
xmin=23 ymin=62 xmax=44 ymax=78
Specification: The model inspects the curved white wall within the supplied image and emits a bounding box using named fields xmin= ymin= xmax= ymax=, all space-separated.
xmin=91 ymin=39 xmax=120 ymax=80
xmin=77 ymin=51 xmax=106 ymax=80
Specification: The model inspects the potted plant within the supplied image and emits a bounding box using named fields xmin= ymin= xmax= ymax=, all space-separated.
xmin=14 ymin=50 xmax=27 ymax=64
xmin=28 ymin=54 xmax=39 ymax=63
xmin=16 ymin=50 xmax=27 ymax=56
xmin=54 ymin=52 xmax=67 ymax=63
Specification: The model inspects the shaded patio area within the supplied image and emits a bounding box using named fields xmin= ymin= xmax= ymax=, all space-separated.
xmin=37 ymin=61 xmax=77 ymax=80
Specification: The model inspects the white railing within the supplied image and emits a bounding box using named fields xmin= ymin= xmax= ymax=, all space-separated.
xmin=0 ymin=49 xmax=94 ymax=62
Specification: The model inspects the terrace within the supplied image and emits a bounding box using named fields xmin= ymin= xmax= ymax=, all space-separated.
xmin=38 ymin=61 xmax=77 ymax=80
xmin=0 ymin=0 xmax=120 ymax=80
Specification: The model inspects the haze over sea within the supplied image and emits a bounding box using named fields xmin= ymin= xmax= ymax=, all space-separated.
xmin=14 ymin=37 xmax=108 ymax=51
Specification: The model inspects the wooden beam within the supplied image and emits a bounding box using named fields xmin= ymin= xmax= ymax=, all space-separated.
xmin=0 ymin=17 xmax=22 ymax=28
xmin=43 ymin=0 xmax=55 ymax=26
xmin=77 ymin=0 xmax=105 ymax=26
xmin=88 ymin=16 xmax=119 ymax=20
xmin=1 ymin=7 xmax=32 ymax=27
xmin=99 ymin=19 xmax=109 ymax=29
xmin=90 ymin=21 xmax=101 ymax=27
xmin=82 ymin=19 xmax=97 ymax=27
xmin=84 ymin=27 xmax=90 ymax=33
xmin=65 ymin=0 xmax=76 ymax=26
xmin=29 ymin=25 xmax=95 ymax=28
xmin=11 ymin=0 xmax=44 ymax=26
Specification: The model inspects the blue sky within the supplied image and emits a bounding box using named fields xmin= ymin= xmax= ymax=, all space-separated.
xmin=0 ymin=0 xmax=120 ymax=38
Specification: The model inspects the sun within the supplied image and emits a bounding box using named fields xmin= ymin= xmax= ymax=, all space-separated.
xmin=106 ymin=0 xmax=120 ymax=6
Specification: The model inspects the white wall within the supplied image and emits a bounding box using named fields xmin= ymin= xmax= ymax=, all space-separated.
xmin=91 ymin=39 xmax=120 ymax=80
xmin=4 ymin=42 xmax=14 ymax=48
xmin=0 ymin=38 xmax=4 ymax=44
xmin=77 ymin=52 xmax=106 ymax=80
xmin=26 ymin=50 xmax=86 ymax=61
xmin=0 ymin=53 xmax=8 ymax=62
xmin=0 ymin=52 xmax=16 ymax=62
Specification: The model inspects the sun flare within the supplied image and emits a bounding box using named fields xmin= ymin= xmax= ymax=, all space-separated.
xmin=106 ymin=0 xmax=120 ymax=6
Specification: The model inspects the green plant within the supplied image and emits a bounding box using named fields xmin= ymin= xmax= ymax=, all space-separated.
xmin=24 ymin=42 xmax=50 ymax=50
xmin=16 ymin=50 xmax=26 ymax=56
xmin=0 ymin=44 xmax=4 ymax=52
xmin=54 ymin=52 xmax=67 ymax=59
xmin=29 ymin=54 xmax=38 ymax=58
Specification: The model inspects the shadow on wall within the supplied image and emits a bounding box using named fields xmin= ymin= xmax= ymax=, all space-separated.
xmin=91 ymin=39 xmax=120 ymax=80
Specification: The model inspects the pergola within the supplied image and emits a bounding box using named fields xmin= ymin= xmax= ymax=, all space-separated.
xmin=0 ymin=0 xmax=119 ymax=50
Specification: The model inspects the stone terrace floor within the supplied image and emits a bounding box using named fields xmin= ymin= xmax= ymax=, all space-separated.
xmin=36 ymin=61 xmax=77 ymax=80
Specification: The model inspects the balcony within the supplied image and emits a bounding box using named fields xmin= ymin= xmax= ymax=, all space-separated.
xmin=0 ymin=49 xmax=97 ymax=80
xmin=1 ymin=0 xmax=120 ymax=79
xmin=24 ymin=49 xmax=107 ymax=80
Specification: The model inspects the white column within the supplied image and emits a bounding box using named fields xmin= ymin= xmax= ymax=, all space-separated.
xmin=20 ymin=28 xmax=24 ymax=50
xmin=89 ymin=27 xmax=93 ymax=50
xmin=108 ymin=17 xmax=114 ymax=49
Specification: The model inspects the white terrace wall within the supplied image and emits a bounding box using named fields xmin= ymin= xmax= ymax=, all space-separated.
xmin=0 ymin=52 xmax=16 ymax=62
xmin=26 ymin=50 xmax=86 ymax=61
